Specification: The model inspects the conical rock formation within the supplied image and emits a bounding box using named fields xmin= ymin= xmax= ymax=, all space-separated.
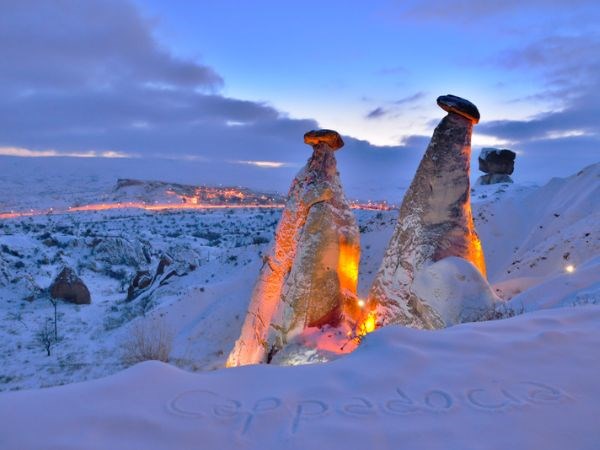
xmin=227 ymin=130 xmax=360 ymax=366
xmin=367 ymin=95 xmax=486 ymax=329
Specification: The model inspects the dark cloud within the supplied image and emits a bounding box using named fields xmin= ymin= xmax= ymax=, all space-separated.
xmin=389 ymin=0 xmax=598 ymax=24
xmin=0 ymin=0 xmax=313 ymax=163
xmin=394 ymin=92 xmax=426 ymax=105
xmin=365 ymin=92 xmax=426 ymax=121
xmin=480 ymin=34 xmax=600 ymax=145
xmin=365 ymin=107 xmax=389 ymax=120
xmin=0 ymin=0 xmax=222 ymax=91
xmin=473 ymin=24 xmax=600 ymax=177
xmin=0 ymin=0 xmax=427 ymax=200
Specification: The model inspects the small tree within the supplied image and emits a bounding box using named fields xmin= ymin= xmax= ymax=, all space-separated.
xmin=36 ymin=319 xmax=55 ymax=356
xmin=48 ymin=297 xmax=59 ymax=341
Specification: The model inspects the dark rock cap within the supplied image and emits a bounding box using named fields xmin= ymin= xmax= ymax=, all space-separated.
xmin=478 ymin=148 xmax=516 ymax=174
xmin=437 ymin=95 xmax=480 ymax=124
xmin=304 ymin=129 xmax=344 ymax=150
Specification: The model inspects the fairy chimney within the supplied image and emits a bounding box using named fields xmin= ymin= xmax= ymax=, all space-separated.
xmin=366 ymin=95 xmax=486 ymax=329
xmin=227 ymin=130 xmax=360 ymax=366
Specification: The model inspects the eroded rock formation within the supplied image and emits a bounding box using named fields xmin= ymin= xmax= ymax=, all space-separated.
xmin=477 ymin=148 xmax=517 ymax=185
xmin=367 ymin=95 xmax=486 ymax=329
xmin=50 ymin=267 xmax=91 ymax=305
xmin=227 ymin=130 xmax=360 ymax=366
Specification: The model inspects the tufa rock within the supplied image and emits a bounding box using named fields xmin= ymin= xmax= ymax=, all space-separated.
xmin=437 ymin=94 xmax=480 ymax=124
xmin=50 ymin=267 xmax=91 ymax=305
xmin=126 ymin=270 xmax=152 ymax=301
xmin=367 ymin=94 xmax=486 ymax=329
xmin=92 ymin=237 xmax=148 ymax=268
xmin=477 ymin=148 xmax=516 ymax=185
xmin=478 ymin=148 xmax=516 ymax=174
xmin=155 ymin=254 xmax=172 ymax=280
xmin=303 ymin=129 xmax=345 ymax=150
xmin=227 ymin=129 xmax=360 ymax=366
xmin=476 ymin=173 xmax=514 ymax=185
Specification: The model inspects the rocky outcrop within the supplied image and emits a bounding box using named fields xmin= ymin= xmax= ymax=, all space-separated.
xmin=0 ymin=255 xmax=9 ymax=287
xmin=50 ymin=267 xmax=91 ymax=305
xmin=227 ymin=129 xmax=360 ymax=366
xmin=477 ymin=148 xmax=516 ymax=185
xmin=127 ymin=270 xmax=152 ymax=301
xmin=92 ymin=237 xmax=149 ymax=268
xmin=367 ymin=95 xmax=486 ymax=329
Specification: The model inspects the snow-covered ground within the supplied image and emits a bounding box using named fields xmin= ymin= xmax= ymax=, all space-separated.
xmin=0 ymin=204 xmax=395 ymax=390
xmin=0 ymin=161 xmax=598 ymax=449
xmin=1 ymin=305 xmax=599 ymax=449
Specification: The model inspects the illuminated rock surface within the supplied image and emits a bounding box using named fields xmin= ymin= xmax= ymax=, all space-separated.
xmin=437 ymin=94 xmax=480 ymax=124
xmin=367 ymin=95 xmax=487 ymax=329
xmin=227 ymin=130 xmax=360 ymax=366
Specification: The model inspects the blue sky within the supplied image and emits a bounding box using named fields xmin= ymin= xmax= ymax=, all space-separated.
xmin=0 ymin=0 xmax=598 ymax=197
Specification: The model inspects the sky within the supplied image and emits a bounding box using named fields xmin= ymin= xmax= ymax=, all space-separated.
xmin=0 ymin=0 xmax=598 ymax=198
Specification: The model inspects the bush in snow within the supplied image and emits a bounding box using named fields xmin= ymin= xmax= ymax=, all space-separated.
xmin=121 ymin=319 xmax=172 ymax=366
xmin=35 ymin=319 xmax=56 ymax=357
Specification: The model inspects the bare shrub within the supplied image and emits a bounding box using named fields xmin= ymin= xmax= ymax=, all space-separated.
xmin=36 ymin=319 xmax=55 ymax=356
xmin=121 ymin=318 xmax=173 ymax=365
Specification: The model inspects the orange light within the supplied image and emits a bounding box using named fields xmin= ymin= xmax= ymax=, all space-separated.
xmin=1 ymin=199 xmax=393 ymax=220
xmin=338 ymin=239 xmax=359 ymax=293
xmin=358 ymin=312 xmax=376 ymax=337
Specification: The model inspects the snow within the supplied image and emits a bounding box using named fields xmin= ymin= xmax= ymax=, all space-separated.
xmin=412 ymin=256 xmax=499 ymax=326
xmin=479 ymin=147 xmax=508 ymax=159
xmin=0 ymin=160 xmax=598 ymax=448
xmin=1 ymin=305 xmax=599 ymax=449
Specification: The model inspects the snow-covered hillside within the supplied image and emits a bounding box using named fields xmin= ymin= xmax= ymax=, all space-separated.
xmin=0 ymin=163 xmax=598 ymax=449
xmin=472 ymin=163 xmax=599 ymax=312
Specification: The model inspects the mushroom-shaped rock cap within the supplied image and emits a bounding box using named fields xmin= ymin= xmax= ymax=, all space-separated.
xmin=437 ymin=95 xmax=480 ymax=124
xmin=304 ymin=129 xmax=344 ymax=150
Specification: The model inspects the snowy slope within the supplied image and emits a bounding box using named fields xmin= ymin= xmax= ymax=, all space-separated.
xmin=473 ymin=163 xmax=599 ymax=283
xmin=0 ymin=305 xmax=598 ymax=450
xmin=472 ymin=163 xmax=600 ymax=312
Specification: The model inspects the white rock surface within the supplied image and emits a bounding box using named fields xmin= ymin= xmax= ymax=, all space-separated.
xmin=412 ymin=257 xmax=499 ymax=326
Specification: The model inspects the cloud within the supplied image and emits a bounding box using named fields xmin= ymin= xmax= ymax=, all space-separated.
xmin=0 ymin=147 xmax=129 ymax=158
xmin=394 ymin=92 xmax=426 ymax=105
xmin=366 ymin=107 xmax=389 ymax=120
xmin=0 ymin=0 xmax=222 ymax=91
xmin=481 ymin=33 xmax=600 ymax=138
xmin=0 ymin=0 xmax=428 ymax=200
xmin=365 ymin=92 xmax=426 ymax=121
xmin=0 ymin=0 xmax=318 ymax=164
xmin=473 ymin=31 xmax=600 ymax=180
xmin=388 ymin=0 xmax=599 ymax=24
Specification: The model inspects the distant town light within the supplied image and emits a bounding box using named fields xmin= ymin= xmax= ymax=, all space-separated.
xmin=565 ymin=264 xmax=575 ymax=273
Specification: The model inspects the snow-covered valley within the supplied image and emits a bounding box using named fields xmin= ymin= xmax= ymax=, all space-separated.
xmin=0 ymin=162 xmax=598 ymax=449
